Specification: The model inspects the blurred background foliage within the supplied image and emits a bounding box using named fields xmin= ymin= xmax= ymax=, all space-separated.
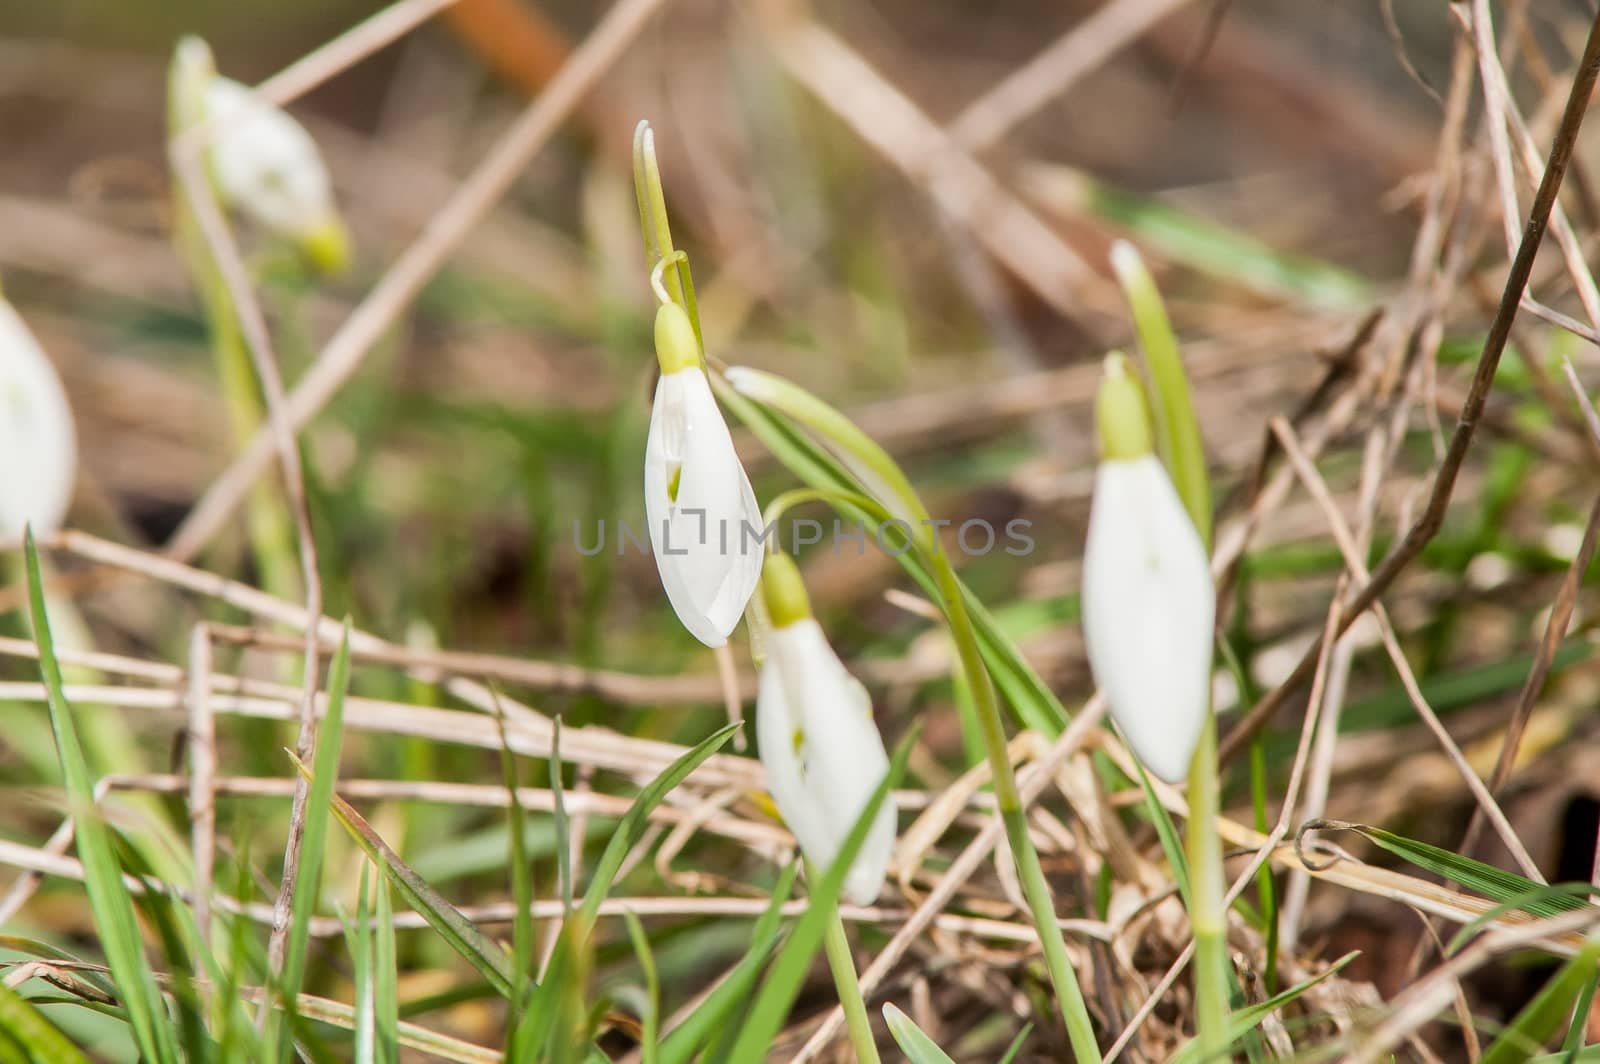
xmin=4 ymin=0 xmax=1600 ymax=1058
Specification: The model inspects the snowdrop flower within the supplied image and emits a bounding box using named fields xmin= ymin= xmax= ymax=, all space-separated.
xmin=754 ymin=553 xmax=895 ymax=905
xmin=1081 ymin=355 xmax=1214 ymax=784
xmin=0 ymin=293 xmax=76 ymax=540
xmin=172 ymin=38 xmax=349 ymax=273
xmin=643 ymin=302 xmax=762 ymax=647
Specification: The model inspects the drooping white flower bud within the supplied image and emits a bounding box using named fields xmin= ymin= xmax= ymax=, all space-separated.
xmin=643 ymin=303 xmax=762 ymax=647
xmin=204 ymin=77 xmax=348 ymax=271
xmin=0 ymin=296 xmax=77 ymax=540
xmin=754 ymin=553 xmax=896 ymax=905
xmin=170 ymin=37 xmax=348 ymax=273
xmin=1081 ymin=355 xmax=1214 ymax=784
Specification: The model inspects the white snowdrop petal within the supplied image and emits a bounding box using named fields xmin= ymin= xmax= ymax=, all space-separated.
xmin=0 ymin=302 xmax=76 ymax=540
xmin=755 ymin=621 xmax=896 ymax=906
xmin=1082 ymin=456 xmax=1214 ymax=784
xmin=644 ymin=368 xmax=762 ymax=647
xmin=754 ymin=650 xmax=836 ymax=869
xmin=205 ymin=77 xmax=334 ymax=240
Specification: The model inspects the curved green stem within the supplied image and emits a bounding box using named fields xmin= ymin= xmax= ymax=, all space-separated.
xmin=928 ymin=556 xmax=1100 ymax=1063
xmin=1186 ymin=717 xmax=1230 ymax=1059
xmin=1115 ymin=240 xmax=1230 ymax=1057
xmin=738 ymin=374 xmax=1100 ymax=1061
xmin=823 ymin=906 xmax=880 ymax=1064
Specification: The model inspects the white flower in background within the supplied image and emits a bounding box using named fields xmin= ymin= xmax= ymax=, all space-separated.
xmin=0 ymin=295 xmax=77 ymax=540
xmin=644 ymin=302 xmax=762 ymax=647
xmin=1081 ymin=355 xmax=1214 ymax=784
xmin=204 ymin=76 xmax=348 ymax=271
xmin=170 ymin=37 xmax=348 ymax=273
xmin=754 ymin=553 xmax=895 ymax=905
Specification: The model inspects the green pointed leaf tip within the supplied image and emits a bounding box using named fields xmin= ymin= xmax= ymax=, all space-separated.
xmin=1302 ymin=819 xmax=1592 ymax=919
xmin=883 ymin=1004 xmax=959 ymax=1064
xmin=23 ymin=531 xmax=181 ymax=1064
xmin=761 ymin=551 xmax=812 ymax=628
xmin=1095 ymin=352 xmax=1154 ymax=461
xmin=1109 ymin=239 xmax=1212 ymax=543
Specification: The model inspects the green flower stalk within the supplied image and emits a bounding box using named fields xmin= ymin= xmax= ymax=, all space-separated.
xmin=167 ymin=37 xmax=350 ymax=602
xmin=759 ymin=553 xmax=894 ymax=1063
xmin=1105 ymin=242 xmax=1230 ymax=1058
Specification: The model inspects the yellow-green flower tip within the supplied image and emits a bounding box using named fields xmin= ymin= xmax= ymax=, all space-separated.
xmin=761 ymin=552 xmax=812 ymax=629
xmin=653 ymin=301 xmax=700 ymax=374
xmin=300 ymin=215 xmax=351 ymax=276
xmin=1096 ymin=352 xmax=1154 ymax=461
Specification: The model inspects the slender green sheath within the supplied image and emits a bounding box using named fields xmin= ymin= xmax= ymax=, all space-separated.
xmin=1114 ymin=241 xmax=1230 ymax=1058
xmin=930 ymin=559 xmax=1101 ymax=1063
xmin=821 ymin=899 xmax=881 ymax=1064
xmin=168 ymin=40 xmax=301 ymax=604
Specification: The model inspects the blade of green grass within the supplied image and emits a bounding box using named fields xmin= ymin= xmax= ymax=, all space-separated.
xmin=882 ymin=1003 xmax=956 ymax=1063
xmin=661 ymin=861 xmax=799 ymax=1064
xmin=373 ymin=873 xmax=398 ymax=1064
xmin=719 ymin=730 xmax=915 ymax=1062
xmin=1446 ymin=885 xmax=1600 ymax=955
xmin=1531 ymin=1047 xmax=1600 ymax=1062
xmin=0 ymin=981 xmax=94 ymax=1064
xmin=1131 ymin=757 xmax=1191 ymax=905
xmin=276 ymin=622 xmax=354 ymax=1061
xmin=1023 ymin=163 xmax=1372 ymax=310
xmin=513 ymin=723 xmax=741 ymax=1061
xmin=622 ymin=910 xmax=661 ymax=1064
xmin=997 ymin=1023 xmax=1034 ymax=1064
xmin=1562 ymin=969 xmax=1599 ymax=1060
xmin=295 ymin=755 xmax=517 ymax=998
xmin=1168 ymin=952 xmax=1358 ymax=1064
xmin=489 ymin=686 xmax=535 ymax=1040
xmin=576 ymin=722 xmax=739 ymax=927
xmin=1301 ymin=820 xmax=1592 ymax=918
xmin=1249 ymin=738 xmax=1279 ymax=994
xmin=1482 ymin=935 xmax=1600 ymax=1064
xmin=23 ymin=531 xmax=180 ymax=1064
xmin=339 ymin=865 xmax=376 ymax=1064
xmin=551 ymin=718 xmax=573 ymax=915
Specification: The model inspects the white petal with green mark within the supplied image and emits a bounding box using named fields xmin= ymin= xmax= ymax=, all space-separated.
xmin=644 ymin=366 xmax=762 ymax=647
xmin=1082 ymin=454 xmax=1214 ymax=784
xmin=755 ymin=618 xmax=896 ymax=905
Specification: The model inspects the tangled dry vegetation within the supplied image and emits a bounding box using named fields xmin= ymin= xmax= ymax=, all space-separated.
xmin=5 ymin=0 xmax=1600 ymax=1060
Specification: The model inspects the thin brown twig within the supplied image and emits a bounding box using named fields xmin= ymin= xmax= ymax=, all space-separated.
xmin=255 ymin=0 xmax=462 ymax=108
xmin=1268 ymin=416 xmax=1543 ymax=880
xmin=759 ymin=11 xmax=1113 ymax=329
xmin=186 ymin=624 xmax=217 ymax=952
xmin=1220 ymin=7 xmax=1600 ymax=764
xmin=946 ymin=0 xmax=1199 ymax=151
